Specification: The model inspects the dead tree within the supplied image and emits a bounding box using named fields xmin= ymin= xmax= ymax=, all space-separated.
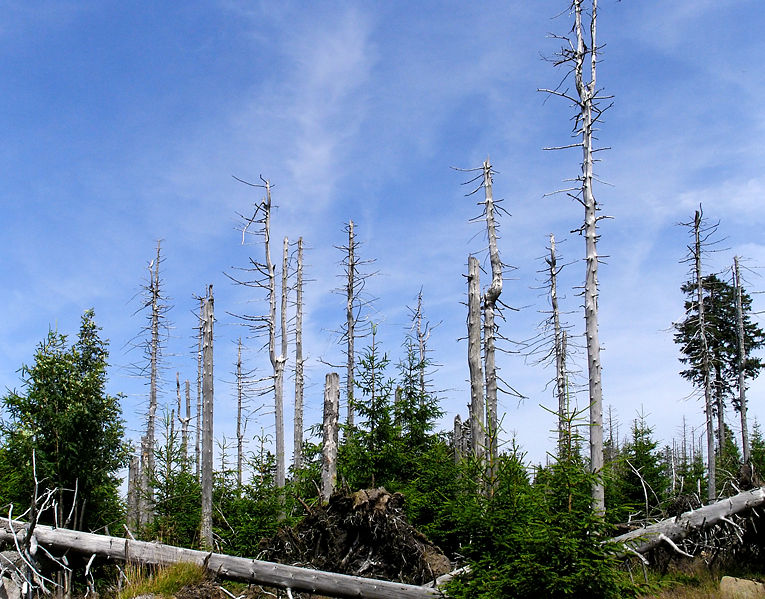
xmin=540 ymin=0 xmax=612 ymax=513
xmin=200 ymin=285 xmax=214 ymax=549
xmin=294 ymin=237 xmax=305 ymax=471
xmin=466 ymin=255 xmax=485 ymax=460
xmin=195 ymin=296 xmax=203 ymax=481
xmin=321 ymin=372 xmax=340 ymax=502
xmin=126 ymin=240 xmax=172 ymax=528
xmin=346 ymin=221 xmax=356 ymax=427
xmin=734 ymin=256 xmax=750 ymax=464
xmin=182 ymin=380 xmax=191 ymax=467
xmin=480 ymin=160 xmax=502 ymax=473
xmin=547 ymin=235 xmax=568 ymax=451
xmin=236 ymin=338 xmax=244 ymax=489
xmin=275 ymin=236 xmax=289 ymax=489
xmin=127 ymin=454 xmax=140 ymax=532
xmin=0 ymin=517 xmax=441 ymax=599
xmin=227 ymin=176 xmax=289 ymax=491
xmin=688 ymin=209 xmax=716 ymax=502
xmin=335 ymin=221 xmax=376 ymax=428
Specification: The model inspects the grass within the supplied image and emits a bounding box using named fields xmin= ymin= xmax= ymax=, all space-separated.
xmin=116 ymin=562 xmax=207 ymax=599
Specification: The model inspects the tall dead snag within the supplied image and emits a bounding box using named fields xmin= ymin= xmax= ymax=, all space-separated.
xmin=413 ymin=290 xmax=430 ymax=396
xmin=195 ymin=296 xmax=203 ymax=481
xmin=734 ymin=256 xmax=750 ymax=464
xmin=127 ymin=454 xmax=140 ymax=532
xmin=467 ymin=255 xmax=485 ymax=459
xmin=293 ymin=237 xmax=305 ymax=471
xmin=227 ymin=177 xmax=287 ymax=491
xmin=335 ymin=221 xmax=376 ymax=429
xmin=541 ymin=0 xmax=611 ymax=513
xmin=321 ymin=372 xmax=340 ymax=503
xmin=130 ymin=239 xmax=170 ymax=526
xmin=547 ymin=234 xmax=569 ymax=453
xmin=346 ymin=221 xmax=356 ymax=428
xmin=694 ymin=210 xmax=715 ymax=502
xmin=236 ymin=338 xmax=244 ymax=489
xmin=481 ymin=160 xmax=502 ymax=476
xmin=275 ymin=236 xmax=289 ymax=490
xmin=200 ymin=285 xmax=214 ymax=549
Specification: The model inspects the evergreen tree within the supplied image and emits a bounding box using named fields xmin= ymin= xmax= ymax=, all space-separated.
xmin=619 ymin=415 xmax=667 ymax=520
xmin=0 ymin=310 xmax=129 ymax=531
xmin=750 ymin=419 xmax=765 ymax=481
xmin=675 ymin=274 xmax=764 ymax=422
xmin=339 ymin=325 xmax=401 ymax=489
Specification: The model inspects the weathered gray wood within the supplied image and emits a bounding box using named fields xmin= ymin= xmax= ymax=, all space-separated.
xmin=467 ymin=256 xmax=484 ymax=459
xmin=0 ymin=519 xmax=439 ymax=599
xmin=236 ymin=339 xmax=244 ymax=489
xmin=547 ymin=234 xmax=568 ymax=454
xmin=200 ymin=285 xmax=214 ymax=549
xmin=346 ymin=221 xmax=356 ymax=428
xmin=126 ymin=454 xmax=140 ymax=532
xmin=481 ymin=159 xmax=502 ymax=480
xmin=293 ymin=237 xmax=305 ymax=471
xmin=693 ymin=210 xmax=715 ymax=502
xmin=275 ymin=236 xmax=288 ymax=490
xmin=612 ymin=486 xmax=765 ymax=556
xmin=321 ymin=373 xmax=340 ymax=503
xmin=734 ymin=256 xmax=750 ymax=464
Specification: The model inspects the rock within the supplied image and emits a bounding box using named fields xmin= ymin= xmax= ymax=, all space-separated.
xmin=720 ymin=576 xmax=765 ymax=599
xmin=0 ymin=577 xmax=21 ymax=599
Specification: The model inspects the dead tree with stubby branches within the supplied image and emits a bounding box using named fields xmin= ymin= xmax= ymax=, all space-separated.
xmin=523 ymin=235 xmax=580 ymax=456
xmin=126 ymin=240 xmax=172 ymax=529
xmin=226 ymin=176 xmax=289 ymax=492
xmin=458 ymin=160 xmax=522 ymax=489
xmin=199 ymin=285 xmax=214 ymax=549
xmin=332 ymin=221 xmax=377 ymax=429
xmin=539 ymin=0 xmax=613 ymax=514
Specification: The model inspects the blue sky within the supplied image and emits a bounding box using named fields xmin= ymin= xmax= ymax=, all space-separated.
xmin=2 ymin=1 xmax=765 ymax=469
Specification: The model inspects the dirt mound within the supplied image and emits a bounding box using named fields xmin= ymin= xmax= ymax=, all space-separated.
xmin=257 ymin=487 xmax=451 ymax=585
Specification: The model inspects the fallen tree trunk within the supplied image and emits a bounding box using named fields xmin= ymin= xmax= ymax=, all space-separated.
xmin=0 ymin=518 xmax=440 ymax=599
xmin=611 ymin=486 xmax=765 ymax=556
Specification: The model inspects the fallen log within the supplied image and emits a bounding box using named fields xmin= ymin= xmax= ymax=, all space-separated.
xmin=611 ymin=486 xmax=765 ymax=557
xmin=0 ymin=517 xmax=440 ymax=599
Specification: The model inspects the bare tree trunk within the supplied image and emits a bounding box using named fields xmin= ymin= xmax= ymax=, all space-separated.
xmin=541 ymin=1 xmax=606 ymax=512
xmin=321 ymin=372 xmax=340 ymax=503
xmin=481 ymin=160 xmax=502 ymax=487
xmin=612 ymin=486 xmax=765 ymax=557
xmin=734 ymin=256 xmax=750 ymax=464
xmin=236 ymin=338 xmax=244 ymax=490
xmin=200 ymin=285 xmax=214 ymax=550
xmin=145 ymin=241 xmax=162 ymax=522
xmin=0 ymin=518 xmax=441 ymax=599
xmin=346 ymin=221 xmax=356 ymax=428
xmin=274 ymin=236 xmax=288 ymax=490
xmin=138 ymin=435 xmax=151 ymax=530
xmin=182 ymin=380 xmax=191 ymax=468
xmin=453 ymin=414 xmax=463 ymax=463
xmin=548 ymin=234 xmax=568 ymax=454
xmin=196 ymin=296 xmax=203 ymax=481
xmin=574 ymin=0 xmax=605 ymax=514
xmin=693 ymin=210 xmax=716 ymax=502
xmin=467 ymin=256 xmax=485 ymax=460
xmin=294 ymin=237 xmax=305 ymax=471
xmin=415 ymin=290 xmax=428 ymax=396
xmin=127 ymin=454 xmax=140 ymax=532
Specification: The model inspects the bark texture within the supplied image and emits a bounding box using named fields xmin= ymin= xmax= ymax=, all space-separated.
xmin=467 ymin=256 xmax=485 ymax=459
xmin=200 ymin=285 xmax=214 ymax=549
xmin=321 ymin=372 xmax=340 ymax=503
